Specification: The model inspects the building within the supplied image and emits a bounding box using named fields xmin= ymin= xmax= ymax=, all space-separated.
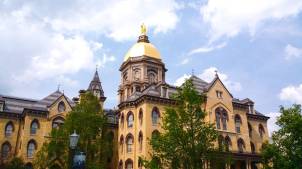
xmin=0 ymin=70 xmax=118 ymax=168
xmin=0 ymin=25 xmax=269 ymax=169
xmin=117 ymin=27 xmax=269 ymax=169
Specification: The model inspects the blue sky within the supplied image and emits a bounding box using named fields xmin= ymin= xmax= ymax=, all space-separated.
xmin=1 ymin=0 xmax=302 ymax=134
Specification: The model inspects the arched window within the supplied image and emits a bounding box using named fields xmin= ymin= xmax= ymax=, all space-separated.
xmin=237 ymin=138 xmax=245 ymax=153
xmin=118 ymin=160 xmax=123 ymax=169
xmin=27 ymin=140 xmax=37 ymax=158
xmin=234 ymin=114 xmax=241 ymax=133
xmin=120 ymin=113 xmax=124 ymax=128
xmin=248 ymin=123 xmax=252 ymax=138
xmin=52 ymin=117 xmax=65 ymax=129
xmin=126 ymin=134 xmax=134 ymax=153
xmin=58 ymin=101 xmax=66 ymax=113
xmin=1 ymin=142 xmax=11 ymax=159
xmin=138 ymin=131 xmax=143 ymax=152
xmin=222 ymin=112 xmax=228 ymax=130
xmin=215 ymin=111 xmax=221 ymax=129
xmin=259 ymin=124 xmax=265 ymax=138
xmin=225 ymin=136 xmax=232 ymax=152
xmin=120 ymin=135 xmax=124 ymax=153
xmin=250 ymin=142 xmax=256 ymax=154
xmin=125 ymin=159 xmax=133 ymax=169
xmin=139 ymin=108 xmax=143 ymax=125
xmin=218 ymin=135 xmax=224 ymax=151
xmin=138 ymin=159 xmax=143 ymax=169
xmin=152 ymin=130 xmax=160 ymax=140
xmin=25 ymin=163 xmax=33 ymax=169
xmin=30 ymin=120 xmax=39 ymax=135
xmin=127 ymin=112 xmax=134 ymax=128
xmin=148 ymin=72 xmax=157 ymax=84
xmin=5 ymin=122 xmax=14 ymax=137
xmin=152 ymin=107 xmax=160 ymax=125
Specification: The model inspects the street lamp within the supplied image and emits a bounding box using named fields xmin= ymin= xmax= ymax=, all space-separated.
xmin=69 ymin=130 xmax=79 ymax=169
xmin=69 ymin=130 xmax=79 ymax=149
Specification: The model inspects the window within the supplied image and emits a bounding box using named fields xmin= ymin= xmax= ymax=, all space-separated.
xmin=127 ymin=112 xmax=134 ymax=128
xmin=139 ymin=108 xmax=143 ymax=125
xmin=1 ymin=142 xmax=11 ymax=159
xmin=152 ymin=107 xmax=160 ymax=125
xmin=52 ymin=117 xmax=65 ymax=129
xmin=5 ymin=122 xmax=14 ymax=137
xmin=125 ymin=159 xmax=133 ymax=169
xmin=225 ymin=136 xmax=232 ymax=152
xmin=215 ymin=111 xmax=221 ymax=129
xmin=118 ymin=160 xmax=123 ymax=169
xmin=222 ymin=112 xmax=227 ymax=130
xmin=126 ymin=134 xmax=133 ymax=153
xmin=30 ymin=120 xmax=39 ymax=135
xmin=259 ymin=124 xmax=265 ymax=138
xmin=248 ymin=123 xmax=252 ymax=138
xmin=138 ymin=131 xmax=143 ymax=152
xmin=58 ymin=101 xmax=66 ymax=113
xmin=250 ymin=142 xmax=256 ymax=154
xmin=218 ymin=135 xmax=224 ymax=151
xmin=152 ymin=130 xmax=160 ymax=140
xmin=120 ymin=113 xmax=124 ymax=128
xmin=27 ymin=140 xmax=37 ymax=158
xmin=0 ymin=102 xmax=3 ymax=111
xmin=138 ymin=159 xmax=143 ymax=169
xmin=120 ymin=135 xmax=124 ymax=153
xmin=148 ymin=72 xmax=156 ymax=84
xmin=235 ymin=115 xmax=241 ymax=133
xmin=216 ymin=91 xmax=223 ymax=98
xmin=237 ymin=138 xmax=245 ymax=153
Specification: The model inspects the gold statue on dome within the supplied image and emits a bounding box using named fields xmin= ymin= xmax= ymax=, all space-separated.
xmin=140 ymin=23 xmax=147 ymax=35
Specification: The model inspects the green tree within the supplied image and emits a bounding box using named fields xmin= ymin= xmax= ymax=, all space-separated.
xmin=34 ymin=92 xmax=112 ymax=169
xmin=144 ymin=79 xmax=220 ymax=169
xmin=2 ymin=157 xmax=26 ymax=169
xmin=261 ymin=104 xmax=302 ymax=169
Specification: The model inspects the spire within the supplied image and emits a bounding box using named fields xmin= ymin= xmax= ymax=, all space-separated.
xmin=137 ymin=23 xmax=150 ymax=43
xmin=87 ymin=69 xmax=105 ymax=100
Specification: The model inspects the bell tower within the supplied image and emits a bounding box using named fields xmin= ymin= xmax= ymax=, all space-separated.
xmin=118 ymin=25 xmax=167 ymax=103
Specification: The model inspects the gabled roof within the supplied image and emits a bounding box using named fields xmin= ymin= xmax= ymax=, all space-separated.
xmin=0 ymin=90 xmax=75 ymax=115
xmin=87 ymin=70 xmax=105 ymax=97
xmin=189 ymin=75 xmax=209 ymax=93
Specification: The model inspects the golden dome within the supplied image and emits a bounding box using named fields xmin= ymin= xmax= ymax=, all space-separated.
xmin=124 ymin=42 xmax=161 ymax=61
xmin=124 ymin=24 xmax=161 ymax=61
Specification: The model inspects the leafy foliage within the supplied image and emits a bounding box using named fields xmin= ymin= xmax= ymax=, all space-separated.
xmin=144 ymin=79 xmax=219 ymax=169
xmin=34 ymin=92 xmax=113 ymax=169
xmin=2 ymin=157 xmax=27 ymax=169
xmin=261 ymin=104 xmax=302 ymax=169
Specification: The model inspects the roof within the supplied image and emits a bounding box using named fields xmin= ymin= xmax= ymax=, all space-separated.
xmin=124 ymin=34 xmax=161 ymax=61
xmin=0 ymin=90 xmax=75 ymax=115
xmin=189 ymin=75 xmax=209 ymax=93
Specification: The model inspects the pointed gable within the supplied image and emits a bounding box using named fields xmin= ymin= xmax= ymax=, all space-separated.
xmin=87 ymin=70 xmax=105 ymax=98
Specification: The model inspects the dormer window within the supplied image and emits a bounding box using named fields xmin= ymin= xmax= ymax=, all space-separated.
xmin=0 ymin=102 xmax=3 ymax=112
xmin=58 ymin=101 xmax=66 ymax=113
xmin=216 ymin=91 xmax=223 ymax=99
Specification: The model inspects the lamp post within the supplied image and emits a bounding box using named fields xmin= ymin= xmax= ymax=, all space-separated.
xmin=69 ymin=130 xmax=79 ymax=169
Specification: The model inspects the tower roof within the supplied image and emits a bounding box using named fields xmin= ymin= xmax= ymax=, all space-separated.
xmin=87 ymin=70 xmax=104 ymax=97
xmin=124 ymin=24 xmax=161 ymax=61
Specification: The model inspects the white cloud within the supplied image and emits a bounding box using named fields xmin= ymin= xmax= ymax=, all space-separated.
xmin=267 ymin=112 xmax=281 ymax=136
xmin=174 ymin=74 xmax=191 ymax=86
xmin=188 ymin=42 xmax=227 ymax=55
xmin=0 ymin=0 xmax=180 ymax=98
xmin=11 ymin=0 xmax=180 ymax=41
xmin=200 ymin=0 xmax=302 ymax=42
xmin=180 ymin=58 xmax=190 ymax=65
xmin=279 ymin=84 xmax=302 ymax=104
xmin=284 ymin=44 xmax=302 ymax=60
xmin=174 ymin=67 xmax=242 ymax=92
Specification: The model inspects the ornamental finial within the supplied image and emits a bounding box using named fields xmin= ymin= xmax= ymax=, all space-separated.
xmin=140 ymin=23 xmax=147 ymax=35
